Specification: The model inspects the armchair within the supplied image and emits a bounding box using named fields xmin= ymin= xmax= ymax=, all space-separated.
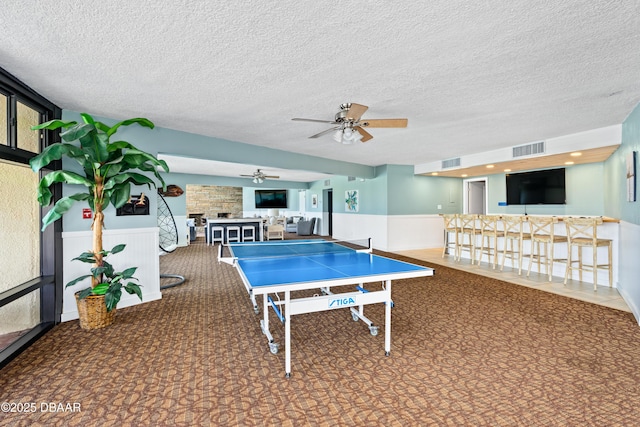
xmin=296 ymin=218 xmax=316 ymax=236
xmin=285 ymin=216 xmax=304 ymax=233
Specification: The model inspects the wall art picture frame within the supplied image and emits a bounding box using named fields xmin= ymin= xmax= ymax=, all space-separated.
xmin=627 ymin=151 xmax=636 ymax=202
xmin=345 ymin=190 xmax=359 ymax=212
xmin=116 ymin=194 xmax=149 ymax=216
xmin=311 ymin=194 xmax=318 ymax=208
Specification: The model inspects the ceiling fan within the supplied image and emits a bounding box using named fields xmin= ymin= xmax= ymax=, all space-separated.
xmin=292 ymin=103 xmax=408 ymax=144
xmin=240 ymin=169 xmax=280 ymax=184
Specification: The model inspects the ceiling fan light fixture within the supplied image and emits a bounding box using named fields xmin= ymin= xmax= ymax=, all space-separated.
xmin=339 ymin=128 xmax=361 ymax=144
xmin=333 ymin=129 xmax=343 ymax=143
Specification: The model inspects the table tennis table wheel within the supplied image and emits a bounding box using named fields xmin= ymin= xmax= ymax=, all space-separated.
xmin=369 ymin=326 xmax=379 ymax=336
xmin=253 ymin=305 xmax=259 ymax=314
xmin=269 ymin=342 xmax=279 ymax=354
xmin=351 ymin=312 xmax=359 ymax=321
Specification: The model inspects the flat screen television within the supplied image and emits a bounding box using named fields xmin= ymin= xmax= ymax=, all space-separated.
xmin=255 ymin=189 xmax=288 ymax=209
xmin=506 ymin=168 xmax=566 ymax=205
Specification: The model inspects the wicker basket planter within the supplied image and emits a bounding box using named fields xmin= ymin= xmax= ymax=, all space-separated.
xmin=75 ymin=293 xmax=116 ymax=330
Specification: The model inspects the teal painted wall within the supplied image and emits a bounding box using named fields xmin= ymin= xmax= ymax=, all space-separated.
xmin=305 ymin=167 xmax=389 ymax=215
xmin=386 ymin=165 xmax=462 ymax=215
xmin=303 ymin=165 xmax=463 ymax=216
xmin=488 ymin=163 xmax=606 ymax=216
xmin=604 ymin=103 xmax=640 ymax=224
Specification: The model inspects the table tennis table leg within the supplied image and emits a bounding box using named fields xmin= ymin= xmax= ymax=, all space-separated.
xmin=285 ymin=290 xmax=292 ymax=378
xmin=260 ymin=294 xmax=279 ymax=355
xmin=385 ymin=280 xmax=392 ymax=356
xmin=251 ymin=291 xmax=259 ymax=314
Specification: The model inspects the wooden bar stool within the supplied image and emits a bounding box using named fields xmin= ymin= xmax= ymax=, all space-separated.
xmin=500 ymin=215 xmax=531 ymax=275
xmin=457 ymin=214 xmax=480 ymax=263
xmin=563 ymin=217 xmax=613 ymax=291
xmin=527 ymin=216 xmax=567 ymax=281
xmin=441 ymin=214 xmax=459 ymax=259
xmin=476 ymin=215 xmax=504 ymax=269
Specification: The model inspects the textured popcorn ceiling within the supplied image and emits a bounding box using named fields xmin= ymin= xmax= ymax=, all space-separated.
xmin=2 ymin=1 xmax=640 ymax=173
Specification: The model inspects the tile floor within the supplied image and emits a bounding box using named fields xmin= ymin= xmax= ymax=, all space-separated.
xmin=396 ymin=248 xmax=630 ymax=313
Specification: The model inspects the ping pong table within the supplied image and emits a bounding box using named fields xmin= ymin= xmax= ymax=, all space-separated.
xmin=218 ymin=239 xmax=434 ymax=377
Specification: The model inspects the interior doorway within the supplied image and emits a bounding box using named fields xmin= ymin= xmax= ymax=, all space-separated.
xmin=323 ymin=188 xmax=333 ymax=236
xmin=463 ymin=178 xmax=487 ymax=214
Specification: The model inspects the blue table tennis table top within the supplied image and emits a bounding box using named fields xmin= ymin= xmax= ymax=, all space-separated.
xmin=228 ymin=240 xmax=432 ymax=288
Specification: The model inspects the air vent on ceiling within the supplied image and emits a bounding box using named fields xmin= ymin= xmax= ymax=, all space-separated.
xmin=513 ymin=141 xmax=545 ymax=158
xmin=347 ymin=176 xmax=356 ymax=182
xmin=441 ymin=158 xmax=461 ymax=169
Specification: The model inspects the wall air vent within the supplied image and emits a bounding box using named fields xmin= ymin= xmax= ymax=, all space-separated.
xmin=324 ymin=179 xmax=331 ymax=186
xmin=347 ymin=176 xmax=356 ymax=182
xmin=441 ymin=158 xmax=461 ymax=169
xmin=513 ymin=141 xmax=545 ymax=158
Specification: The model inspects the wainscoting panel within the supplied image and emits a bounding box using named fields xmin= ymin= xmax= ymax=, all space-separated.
xmin=386 ymin=215 xmax=444 ymax=252
xmin=618 ymin=220 xmax=640 ymax=324
xmin=332 ymin=213 xmax=388 ymax=250
xmin=332 ymin=213 xmax=444 ymax=252
xmin=61 ymin=227 xmax=161 ymax=322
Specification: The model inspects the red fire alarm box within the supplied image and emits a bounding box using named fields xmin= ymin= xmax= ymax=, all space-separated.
xmin=82 ymin=208 xmax=92 ymax=219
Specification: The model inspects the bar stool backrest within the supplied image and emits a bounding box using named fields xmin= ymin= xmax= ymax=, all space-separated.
xmin=459 ymin=214 xmax=478 ymax=233
xmin=502 ymin=215 xmax=525 ymax=237
xmin=563 ymin=217 xmax=603 ymax=244
xmin=528 ymin=216 xmax=560 ymax=242
xmin=442 ymin=214 xmax=459 ymax=232
xmin=478 ymin=215 xmax=501 ymax=235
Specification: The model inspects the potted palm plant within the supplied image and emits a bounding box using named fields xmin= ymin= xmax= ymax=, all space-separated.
xmin=30 ymin=113 xmax=168 ymax=329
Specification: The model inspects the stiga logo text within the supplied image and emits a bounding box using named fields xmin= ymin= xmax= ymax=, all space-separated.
xmin=328 ymin=297 xmax=356 ymax=308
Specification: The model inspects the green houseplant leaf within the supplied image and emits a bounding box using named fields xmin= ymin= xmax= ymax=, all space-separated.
xmin=31 ymin=113 xmax=165 ymax=318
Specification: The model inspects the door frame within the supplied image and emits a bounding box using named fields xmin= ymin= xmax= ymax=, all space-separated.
xmin=463 ymin=177 xmax=488 ymax=214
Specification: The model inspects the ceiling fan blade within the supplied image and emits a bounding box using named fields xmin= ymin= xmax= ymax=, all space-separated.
xmin=240 ymin=174 xmax=254 ymax=177
xmin=292 ymin=118 xmax=337 ymax=124
xmin=309 ymin=126 xmax=340 ymax=138
xmin=347 ymin=103 xmax=368 ymax=121
xmin=265 ymin=175 xmax=280 ymax=179
xmin=360 ymin=118 xmax=408 ymax=128
xmin=355 ymin=127 xmax=374 ymax=142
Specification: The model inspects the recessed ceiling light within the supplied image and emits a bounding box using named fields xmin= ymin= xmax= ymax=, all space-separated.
xmin=570 ymin=152 xmax=582 ymax=157
xmin=486 ymin=164 xmax=495 ymax=169
xmin=504 ymin=169 xmax=511 ymax=172
xmin=565 ymin=161 xmax=574 ymax=165
xmin=431 ymin=172 xmax=438 ymax=176
xmin=461 ymin=174 xmax=468 ymax=177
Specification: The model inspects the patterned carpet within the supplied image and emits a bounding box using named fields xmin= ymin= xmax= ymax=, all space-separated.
xmin=1 ymin=238 xmax=640 ymax=426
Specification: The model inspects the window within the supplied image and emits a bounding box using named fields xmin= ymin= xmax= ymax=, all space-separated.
xmin=17 ymin=101 xmax=41 ymax=153
xmin=0 ymin=66 xmax=61 ymax=368
xmin=0 ymin=93 xmax=7 ymax=146
xmin=0 ymin=160 xmax=41 ymax=285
